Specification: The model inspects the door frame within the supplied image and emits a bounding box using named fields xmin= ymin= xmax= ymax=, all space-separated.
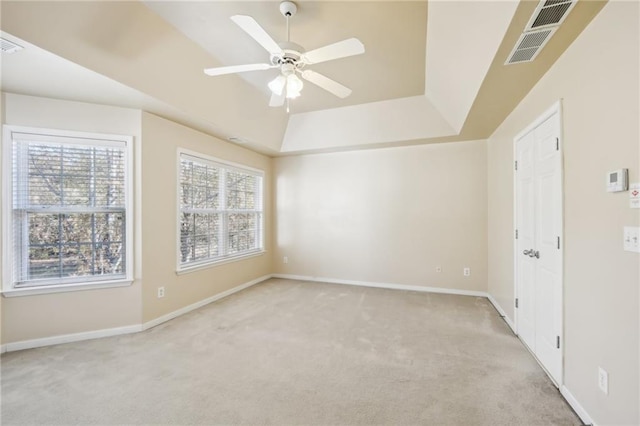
xmin=513 ymin=100 xmax=565 ymax=387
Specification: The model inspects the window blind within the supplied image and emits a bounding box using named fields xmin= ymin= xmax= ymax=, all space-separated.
xmin=11 ymin=133 xmax=128 ymax=286
xmin=179 ymin=153 xmax=263 ymax=267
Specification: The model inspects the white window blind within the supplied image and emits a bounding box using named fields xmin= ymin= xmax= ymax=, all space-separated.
xmin=179 ymin=153 xmax=263 ymax=268
xmin=5 ymin=129 xmax=131 ymax=289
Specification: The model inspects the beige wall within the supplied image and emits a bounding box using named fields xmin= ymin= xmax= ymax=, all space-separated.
xmin=0 ymin=93 xmax=143 ymax=343
xmin=140 ymin=112 xmax=273 ymax=323
xmin=487 ymin=2 xmax=639 ymax=425
xmin=274 ymin=140 xmax=488 ymax=292
xmin=0 ymin=96 xmax=274 ymax=344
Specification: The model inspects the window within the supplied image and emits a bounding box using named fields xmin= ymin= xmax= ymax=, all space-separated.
xmin=178 ymin=151 xmax=264 ymax=270
xmin=2 ymin=126 xmax=133 ymax=294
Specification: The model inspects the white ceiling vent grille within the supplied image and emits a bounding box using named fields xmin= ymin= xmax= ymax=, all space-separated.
xmin=526 ymin=0 xmax=576 ymax=31
xmin=1 ymin=38 xmax=24 ymax=54
xmin=505 ymin=0 xmax=575 ymax=66
xmin=505 ymin=28 xmax=556 ymax=64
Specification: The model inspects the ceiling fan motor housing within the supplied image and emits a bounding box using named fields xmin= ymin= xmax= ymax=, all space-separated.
xmin=271 ymin=41 xmax=305 ymax=69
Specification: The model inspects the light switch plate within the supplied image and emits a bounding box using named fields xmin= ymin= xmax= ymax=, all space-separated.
xmin=624 ymin=227 xmax=640 ymax=252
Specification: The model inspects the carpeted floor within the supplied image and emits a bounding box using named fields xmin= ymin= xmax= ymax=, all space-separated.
xmin=1 ymin=278 xmax=581 ymax=425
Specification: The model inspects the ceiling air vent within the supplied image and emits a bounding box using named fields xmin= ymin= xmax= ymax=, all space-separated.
xmin=525 ymin=0 xmax=576 ymax=31
xmin=505 ymin=28 xmax=556 ymax=64
xmin=0 ymin=38 xmax=24 ymax=54
xmin=504 ymin=0 xmax=575 ymax=66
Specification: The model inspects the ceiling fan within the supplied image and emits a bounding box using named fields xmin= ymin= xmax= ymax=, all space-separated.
xmin=203 ymin=1 xmax=365 ymax=109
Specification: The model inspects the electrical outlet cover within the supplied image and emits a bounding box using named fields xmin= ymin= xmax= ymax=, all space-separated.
xmin=598 ymin=367 xmax=609 ymax=395
xmin=624 ymin=227 xmax=640 ymax=253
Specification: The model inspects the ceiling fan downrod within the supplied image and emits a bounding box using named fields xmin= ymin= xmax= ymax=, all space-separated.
xmin=280 ymin=1 xmax=297 ymax=43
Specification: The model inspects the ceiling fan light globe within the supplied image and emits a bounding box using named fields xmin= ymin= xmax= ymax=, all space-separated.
xmin=268 ymin=75 xmax=286 ymax=96
xmin=286 ymin=74 xmax=304 ymax=98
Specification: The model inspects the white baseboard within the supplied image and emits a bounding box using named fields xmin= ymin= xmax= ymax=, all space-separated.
xmin=2 ymin=324 xmax=143 ymax=353
xmin=1 ymin=274 xmax=271 ymax=353
xmin=561 ymin=385 xmax=597 ymax=426
xmin=486 ymin=293 xmax=516 ymax=333
xmin=142 ymin=274 xmax=271 ymax=331
xmin=271 ymin=273 xmax=489 ymax=297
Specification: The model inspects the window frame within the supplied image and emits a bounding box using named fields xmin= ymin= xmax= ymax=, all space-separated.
xmin=176 ymin=148 xmax=265 ymax=274
xmin=1 ymin=125 xmax=134 ymax=297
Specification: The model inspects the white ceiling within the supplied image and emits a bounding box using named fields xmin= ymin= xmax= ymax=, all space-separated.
xmin=1 ymin=33 xmax=154 ymax=110
xmin=0 ymin=32 xmax=235 ymax=148
xmin=0 ymin=1 xmax=604 ymax=155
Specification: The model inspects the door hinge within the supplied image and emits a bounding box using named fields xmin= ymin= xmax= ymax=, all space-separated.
xmin=556 ymin=137 xmax=559 ymax=151
xmin=557 ymin=236 xmax=561 ymax=249
xmin=556 ymin=336 xmax=560 ymax=349
xmin=515 ymin=229 xmax=519 ymax=239
xmin=515 ymin=160 xmax=518 ymax=171
xmin=515 ymin=298 xmax=519 ymax=308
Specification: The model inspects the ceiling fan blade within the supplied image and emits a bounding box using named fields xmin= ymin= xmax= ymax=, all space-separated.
xmin=302 ymin=38 xmax=365 ymax=65
xmin=301 ymin=70 xmax=352 ymax=98
xmin=204 ymin=63 xmax=275 ymax=76
xmin=231 ymin=15 xmax=284 ymax=55
xmin=269 ymin=91 xmax=285 ymax=107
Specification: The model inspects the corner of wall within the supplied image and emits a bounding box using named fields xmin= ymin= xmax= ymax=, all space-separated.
xmin=1 ymin=92 xmax=5 ymax=346
xmin=139 ymin=112 xmax=274 ymax=325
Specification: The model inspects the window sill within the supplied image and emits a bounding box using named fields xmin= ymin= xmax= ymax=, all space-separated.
xmin=2 ymin=279 xmax=134 ymax=298
xmin=176 ymin=250 xmax=266 ymax=275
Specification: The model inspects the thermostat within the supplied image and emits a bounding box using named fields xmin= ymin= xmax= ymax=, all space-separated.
xmin=607 ymin=169 xmax=628 ymax=192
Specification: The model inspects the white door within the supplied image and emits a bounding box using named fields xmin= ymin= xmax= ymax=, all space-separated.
xmin=515 ymin=106 xmax=563 ymax=385
xmin=515 ymin=131 xmax=536 ymax=351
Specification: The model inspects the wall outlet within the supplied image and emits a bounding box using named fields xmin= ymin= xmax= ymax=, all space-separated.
xmin=623 ymin=226 xmax=640 ymax=252
xmin=283 ymin=256 xmax=288 ymax=264
xmin=436 ymin=266 xmax=442 ymax=273
xmin=463 ymin=267 xmax=470 ymax=276
xmin=598 ymin=367 xmax=608 ymax=395
xmin=157 ymin=287 xmax=165 ymax=298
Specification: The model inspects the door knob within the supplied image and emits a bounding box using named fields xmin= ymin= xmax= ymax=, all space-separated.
xmin=523 ymin=249 xmax=532 ymax=256
xmin=533 ymin=250 xmax=540 ymax=259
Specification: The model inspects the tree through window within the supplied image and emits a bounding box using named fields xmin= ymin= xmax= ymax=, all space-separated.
xmin=3 ymin=127 xmax=132 ymax=290
xmin=179 ymin=152 xmax=263 ymax=268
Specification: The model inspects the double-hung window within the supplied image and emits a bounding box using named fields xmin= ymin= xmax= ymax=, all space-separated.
xmin=2 ymin=126 xmax=133 ymax=295
xmin=178 ymin=151 xmax=264 ymax=270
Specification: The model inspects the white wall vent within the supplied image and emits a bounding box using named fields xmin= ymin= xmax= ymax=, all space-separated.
xmin=525 ymin=0 xmax=577 ymax=31
xmin=0 ymin=38 xmax=24 ymax=54
xmin=505 ymin=28 xmax=557 ymax=65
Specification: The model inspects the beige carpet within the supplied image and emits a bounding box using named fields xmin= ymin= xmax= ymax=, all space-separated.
xmin=1 ymin=278 xmax=581 ymax=425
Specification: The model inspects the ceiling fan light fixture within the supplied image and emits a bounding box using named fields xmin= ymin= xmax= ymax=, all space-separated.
xmin=268 ymin=75 xmax=286 ymax=96
xmin=203 ymin=1 xmax=364 ymax=108
xmin=286 ymin=73 xmax=303 ymax=99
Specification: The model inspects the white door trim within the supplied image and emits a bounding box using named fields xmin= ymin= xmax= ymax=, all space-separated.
xmin=513 ymin=99 xmax=565 ymax=387
xmin=514 ymin=100 xmax=563 ymax=142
